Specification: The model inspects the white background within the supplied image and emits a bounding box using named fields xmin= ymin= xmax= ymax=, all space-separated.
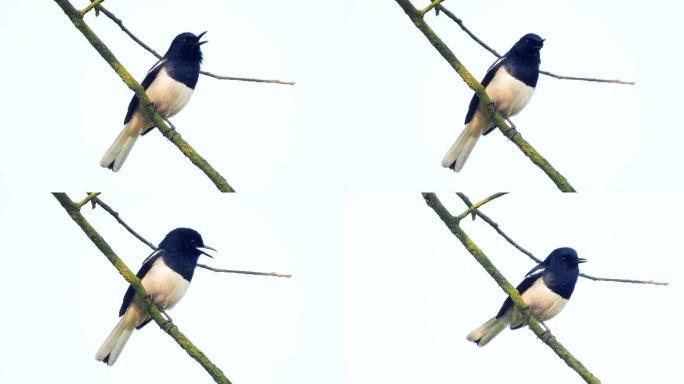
xmin=0 ymin=0 xmax=682 ymax=383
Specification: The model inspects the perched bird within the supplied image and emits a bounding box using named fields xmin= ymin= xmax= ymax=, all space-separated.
xmin=100 ymin=32 xmax=208 ymax=171
xmin=95 ymin=228 xmax=214 ymax=365
xmin=467 ymin=247 xmax=585 ymax=347
xmin=442 ymin=33 xmax=544 ymax=171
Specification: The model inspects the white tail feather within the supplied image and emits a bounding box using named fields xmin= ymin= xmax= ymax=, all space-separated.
xmin=95 ymin=316 xmax=135 ymax=365
xmin=100 ymin=122 xmax=140 ymax=172
xmin=441 ymin=113 xmax=489 ymax=172
xmin=466 ymin=317 xmax=507 ymax=347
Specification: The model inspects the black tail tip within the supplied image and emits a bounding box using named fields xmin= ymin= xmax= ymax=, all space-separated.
xmin=102 ymin=355 xmax=110 ymax=365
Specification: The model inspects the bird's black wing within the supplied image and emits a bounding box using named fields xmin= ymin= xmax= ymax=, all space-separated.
xmin=494 ymin=271 xmax=542 ymax=319
xmin=464 ymin=56 xmax=506 ymax=125
xmin=123 ymin=59 xmax=166 ymax=125
xmin=118 ymin=249 xmax=164 ymax=317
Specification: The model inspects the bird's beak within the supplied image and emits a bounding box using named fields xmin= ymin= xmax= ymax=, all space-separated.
xmin=578 ymin=258 xmax=587 ymax=263
xmin=197 ymin=245 xmax=216 ymax=258
xmin=196 ymin=31 xmax=208 ymax=46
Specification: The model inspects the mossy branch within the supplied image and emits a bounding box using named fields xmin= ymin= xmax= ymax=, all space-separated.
xmin=53 ymin=0 xmax=235 ymax=192
xmin=395 ymin=0 xmax=576 ymax=192
xmin=53 ymin=193 xmax=232 ymax=383
xmin=422 ymin=192 xmax=600 ymax=383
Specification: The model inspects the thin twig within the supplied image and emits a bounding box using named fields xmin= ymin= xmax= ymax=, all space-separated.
xmin=92 ymin=197 xmax=157 ymax=250
xmin=197 ymin=264 xmax=291 ymax=278
xmin=394 ymin=0 xmax=575 ymax=192
xmin=95 ymin=5 xmax=294 ymax=86
xmin=81 ymin=0 xmax=104 ymax=15
xmin=434 ymin=5 xmax=635 ymax=85
xmin=420 ymin=0 xmax=443 ymax=15
xmin=422 ymin=192 xmax=600 ymax=384
xmin=89 ymin=194 xmax=291 ymax=278
xmin=76 ymin=192 xmax=101 ymax=209
xmin=455 ymin=193 xmax=669 ymax=286
xmin=454 ymin=192 xmax=507 ymax=222
xmin=53 ymin=193 xmax=231 ymax=384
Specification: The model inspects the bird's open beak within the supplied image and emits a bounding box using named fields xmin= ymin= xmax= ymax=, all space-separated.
xmin=197 ymin=244 xmax=216 ymax=258
xmin=196 ymin=31 xmax=208 ymax=46
xmin=578 ymin=258 xmax=587 ymax=263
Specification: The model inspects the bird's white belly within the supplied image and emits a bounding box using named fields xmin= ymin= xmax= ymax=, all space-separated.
xmin=521 ymin=277 xmax=568 ymax=321
xmin=485 ymin=67 xmax=535 ymax=117
xmin=144 ymin=67 xmax=194 ymax=118
xmin=140 ymin=258 xmax=190 ymax=310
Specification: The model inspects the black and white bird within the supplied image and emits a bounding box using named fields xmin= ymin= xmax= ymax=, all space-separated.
xmin=95 ymin=228 xmax=214 ymax=365
xmin=467 ymin=247 xmax=585 ymax=347
xmin=100 ymin=32 xmax=207 ymax=171
xmin=442 ymin=33 xmax=544 ymax=171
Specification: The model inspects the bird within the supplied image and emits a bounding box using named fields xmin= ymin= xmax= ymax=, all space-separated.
xmin=466 ymin=247 xmax=585 ymax=347
xmin=100 ymin=31 xmax=208 ymax=171
xmin=442 ymin=33 xmax=544 ymax=171
xmin=95 ymin=228 xmax=215 ymax=365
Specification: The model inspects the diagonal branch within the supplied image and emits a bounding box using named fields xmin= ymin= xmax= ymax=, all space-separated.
xmin=422 ymin=192 xmax=600 ymax=384
xmin=394 ymin=0 xmax=575 ymax=192
xmin=53 ymin=193 xmax=231 ymax=384
xmin=455 ymin=193 xmax=669 ymax=286
xmin=434 ymin=5 xmax=635 ymax=85
xmin=89 ymin=194 xmax=291 ymax=278
xmin=54 ymin=0 xmax=235 ymax=192
xmin=93 ymin=5 xmax=295 ymax=86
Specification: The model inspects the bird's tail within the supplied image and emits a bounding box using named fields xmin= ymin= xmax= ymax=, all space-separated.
xmin=466 ymin=316 xmax=507 ymax=347
xmin=441 ymin=113 xmax=489 ymax=172
xmin=95 ymin=314 xmax=135 ymax=366
xmin=100 ymin=120 xmax=141 ymax=172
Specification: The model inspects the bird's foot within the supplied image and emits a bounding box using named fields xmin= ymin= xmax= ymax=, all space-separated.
xmin=161 ymin=309 xmax=174 ymax=332
xmin=537 ymin=320 xmax=553 ymax=342
xmin=539 ymin=330 xmax=553 ymax=343
xmin=163 ymin=118 xmax=177 ymax=140
xmin=143 ymin=294 xmax=154 ymax=308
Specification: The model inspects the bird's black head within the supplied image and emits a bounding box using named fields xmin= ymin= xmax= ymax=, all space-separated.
xmin=158 ymin=227 xmax=214 ymax=258
xmin=544 ymin=247 xmax=586 ymax=272
xmin=164 ymin=32 xmax=207 ymax=63
xmin=511 ymin=33 xmax=544 ymax=57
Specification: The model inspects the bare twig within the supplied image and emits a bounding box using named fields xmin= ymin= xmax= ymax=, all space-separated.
xmin=455 ymin=193 xmax=669 ymax=286
xmin=93 ymin=5 xmax=294 ymax=86
xmin=91 ymin=197 xmax=157 ymax=250
xmin=420 ymin=0 xmax=444 ymax=15
xmin=434 ymin=5 xmax=635 ymax=85
xmin=81 ymin=0 xmax=103 ymax=15
xmin=76 ymin=192 xmax=101 ymax=209
xmin=423 ymin=192 xmax=600 ymax=384
xmin=53 ymin=193 xmax=231 ymax=384
xmin=196 ymin=264 xmax=291 ymax=278
xmin=88 ymin=194 xmax=291 ymax=278
xmin=454 ymin=192 xmax=507 ymax=222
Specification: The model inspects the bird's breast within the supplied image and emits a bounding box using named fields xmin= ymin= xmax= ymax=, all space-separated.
xmin=140 ymin=257 xmax=190 ymax=310
xmin=144 ymin=67 xmax=194 ymax=118
xmin=485 ymin=66 xmax=535 ymax=117
xmin=521 ymin=277 xmax=568 ymax=321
